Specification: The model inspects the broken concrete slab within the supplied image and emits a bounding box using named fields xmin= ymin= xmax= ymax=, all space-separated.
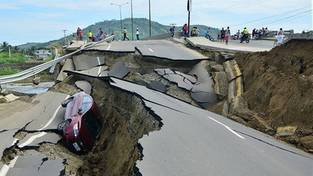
xmin=38 ymin=157 xmax=65 ymax=176
xmin=163 ymin=74 xmax=193 ymax=91
xmin=0 ymin=129 xmax=18 ymax=160
xmin=191 ymin=82 xmax=213 ymax=93
xmin=108 ymin=62 xmax=129 ymax=78
xmin=66 ymin=40 xmax=86 ymax=51
xmin=276 ymin=126 xmax=298 ymax=137
xmin=0 ymin=94 xmax=19 ymax=103
xmin=223 ymin=60 xmax=242 ymax=81
xmin=18 ymin=132 xmax=61 ymax=148
xmin=8 ymin=150 xmax=64 ymax=176
xmin=228 ymin=77 xmax=243 ymax=103
xmin=75 ymin=81 xmax=92 ymax=95
xmin=211 ymin=64 xmax=224 ymax=72
xmin=191 ymin=92 xmax=218 ymax=104
xmin=213 ymin=72 xmax=228 ymax=98
xmin=13 ymin=150 xmax=47 ymax=168
xmin=72 ymin=54 xmax=105 ymax=71
xmin=75 ymin=66 xmax=109 ymax=77
xmin=155 ymin=68 xmax=174 ymax=76
xmin=7 ymin=168 xmax=38 ymax=176
xmin=147 ymin=81 xmax=167 ymax=93
xmin=57 ymin=59 xmax=75 ymax=82
xmin=175 ymin=71 xmax=197 ymax=84
xmin=155 ymin=69 xmax=195 ymax=91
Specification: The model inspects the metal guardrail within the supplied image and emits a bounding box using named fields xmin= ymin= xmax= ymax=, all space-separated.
xmin=0 ymin=36 xmax=114 ymax=84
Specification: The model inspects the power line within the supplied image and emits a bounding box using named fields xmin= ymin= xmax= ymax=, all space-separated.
xmin=230 ymin=7 xmax=311 ymax=27
xmin=265 ymin=13 xmax=312 ymax=28
xmin=262 ymin=9 xmax=312 ymax=26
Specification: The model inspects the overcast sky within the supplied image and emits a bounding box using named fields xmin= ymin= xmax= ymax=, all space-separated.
xmin=0 ymin=0 xmax=312 ymax=45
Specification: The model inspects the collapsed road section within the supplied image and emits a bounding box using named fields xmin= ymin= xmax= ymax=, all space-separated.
xmin=0 ymin=39 xmax=312 ymax=176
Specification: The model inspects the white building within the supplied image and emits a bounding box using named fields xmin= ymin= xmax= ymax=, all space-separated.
xmin=34 ymin=49 xmax=52 ymax=60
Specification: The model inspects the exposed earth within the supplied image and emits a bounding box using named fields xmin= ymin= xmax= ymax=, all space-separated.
xmin=235 ymin=40 xmax=313 ymax=152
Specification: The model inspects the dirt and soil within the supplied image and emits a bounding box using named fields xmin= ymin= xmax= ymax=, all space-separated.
xmin=235 ymin=39 xmax=313 ymax=152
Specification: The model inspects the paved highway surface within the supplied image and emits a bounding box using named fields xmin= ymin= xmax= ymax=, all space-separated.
xmin=187 ymin=37 xmax=274 ymax=52
xmin=110 ymin=78 xmax=313 ymax=176
xmin=85 ymin=40 xmax=207 ymax=60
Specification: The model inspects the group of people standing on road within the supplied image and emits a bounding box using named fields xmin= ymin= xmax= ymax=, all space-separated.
xmin=252 ymin=27 xmax=269 ymax=39
xmin=76 ymin=27 xmax=107 ymax=42
xmin=75 ymin=26 xmax=142 ymax=42
xmin=218 ymin=27 xmax=231 ymax=45
xmin=122 ymin=26 xmax=141 ymax=41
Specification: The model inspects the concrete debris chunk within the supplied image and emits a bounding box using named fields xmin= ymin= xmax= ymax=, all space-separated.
xmin=109 ymin=62 xmax=129 ymax=78
xmin=0 ymin=94 xmax=19 ymax=103
xmin=223 ymin=60 xmax=242 ymax=81
xmin=213 ymin=72 xmax=228 ymax=98
xmin=75 ymin=81 xmax=92 ymax=95
xmin=276 ymin=126 xmax=298 ymax=137
xmin=147 ymin=81 xmax=167 ymax=93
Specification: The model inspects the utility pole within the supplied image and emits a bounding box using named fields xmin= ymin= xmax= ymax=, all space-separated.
xmin=62 ymin=29 xmax=67 ymax=46
xmin=131 ymin=0 xmax=134 ymax=40
xmin=8 ymin=46 xmax=11 ymax=58
xmin=187 ymin=0 xmax=192 ymax=37
xmin=111 ymin=2 xmax=129 ymax=38
xmin=149 ymin=0 xmax=152 ymax=37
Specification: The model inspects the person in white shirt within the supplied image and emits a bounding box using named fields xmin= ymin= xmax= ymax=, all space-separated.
xmin=275 ymin=28 xmax=285 ymax=46
xmin=136 ymin=27 xmax=140 ymax=40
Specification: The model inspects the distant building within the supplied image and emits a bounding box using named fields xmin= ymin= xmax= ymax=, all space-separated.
xmin=34 ymin=49 xmax=52 ymax=60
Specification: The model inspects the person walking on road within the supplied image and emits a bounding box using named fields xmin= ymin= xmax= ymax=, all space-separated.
xmin=182 ymin=24 xmax=189 ymax=37
xmin=136 ymin=27 xmax=140 ymax=40
xmin=170 ymin=25 xmax=176 ymax=37
xmin=77 ymin=27 xmax=83 ymax=41
xmin=275 ymin=28 xmax=285 ymax=46
xmin=220 ymin=28 xmax=226 ymax=43
xmin=225 ymin=27 xmax=231 ymax=45
xmin=96 ymin=28 xmax=104 ymax=41
xmin=88 ymin=30 xmax=95 ymax=42
xmin=123 ymin=27 xmax=130 ymax=41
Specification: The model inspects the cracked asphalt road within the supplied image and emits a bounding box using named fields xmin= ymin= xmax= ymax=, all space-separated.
xmin=85 ymin=40 xmax=208 ymax=60
xmin=0 ymin=92 xmax=68 ymax=176
xmin=1 ymin=39 xmax=313 ymax=176
xmin=110 ymin=77 xmax=313 ymax=176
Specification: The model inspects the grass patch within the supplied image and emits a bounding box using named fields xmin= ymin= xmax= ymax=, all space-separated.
xmin=0 ymin=52 xmax=27 ymax=64
xmin=0 ymin=67 xmax=20 ymax=76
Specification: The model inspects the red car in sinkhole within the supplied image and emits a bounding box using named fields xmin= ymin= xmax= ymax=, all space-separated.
xmin=58 ymin=92 xmax=102 ymax=153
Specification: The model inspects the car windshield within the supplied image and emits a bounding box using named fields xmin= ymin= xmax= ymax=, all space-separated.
xmin=80 ymin=95 xmax=93 ymax=114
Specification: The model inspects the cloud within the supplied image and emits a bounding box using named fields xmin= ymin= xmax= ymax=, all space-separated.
xmin=0 ymin=0 xmax=311 ymax=45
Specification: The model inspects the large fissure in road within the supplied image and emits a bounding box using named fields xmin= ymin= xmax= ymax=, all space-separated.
xmin=77 ymin=79 xmax=162 ymax=176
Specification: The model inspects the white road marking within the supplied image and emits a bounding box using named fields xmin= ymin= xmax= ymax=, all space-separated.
xmin=148 ymin=48 xmax=154 ymax=53
xmin=0 ymin=96 xmax=69 ymax=176
xmin=18 ymin=132 xmax=47 ymax=148
xmin=98 ymin=66 xmax=102 ymax=76
xmin=106 ymin=44 xmax=111 ymax=50
xmin=208 ymin=117 xmax=245 ymax=139
xmin=96 ymin=57 xmax=101 ymax=66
